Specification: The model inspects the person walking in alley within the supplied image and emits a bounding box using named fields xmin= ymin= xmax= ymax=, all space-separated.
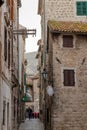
xmin=27 ymin=107 xmax=33 ymax=119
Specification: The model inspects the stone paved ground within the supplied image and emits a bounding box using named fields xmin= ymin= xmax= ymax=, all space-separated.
xmin=19 ymin=118 xmax=44 ymax=130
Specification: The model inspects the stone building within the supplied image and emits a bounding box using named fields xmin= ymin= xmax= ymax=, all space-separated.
xmin=25 ymin=52 xmax=39 ymax=113
xmin=26 ymin=74 xmax=39 ymax=113
xmin=0 ymin=1 xmax=15 ymax=130
xmin=0 ymin=3 xmax=3 ymax=130
xmin=47 ymin=21 xmax=87 ymax=130
xmin=0 ymin=0 xmax=26 ymax=130
xmin=38 ymin=0 xmax=87 ymax=130
xmin=19 ymin=24 xmax=27 ymax=122
xmin=36 ymin=39 xmax=44 ymax=121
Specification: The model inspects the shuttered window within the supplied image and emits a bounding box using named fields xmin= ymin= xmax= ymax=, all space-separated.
xmin=3 ymin=100 xmax=6 ymax=125
xmin=47 ymin=108 xmax=49 ymax=123
xmin=4 ymin=26 xmax=7 ymax=61
xmin=76 ymin=1 xmax=87 ymax=16
xmin=63 ymin=35 xmax=73 ymax=47
xmin=10 ymin=0 xmax=14 ymax=21
xmin=8 ymin=40 xmax=10 ymax=68
xmin=24 ymin=73 xmax=26 ymax=85
xmin=0 ymin=43 xmax=1 ymax=72
xmin=6 ymin=0 xmax=10 ymax=6
xmin=63 ymin=69 xmax=75 ymax=86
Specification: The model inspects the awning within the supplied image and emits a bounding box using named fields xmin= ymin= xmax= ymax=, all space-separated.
xmin=21 ymin=93 xmax=32 ymax=102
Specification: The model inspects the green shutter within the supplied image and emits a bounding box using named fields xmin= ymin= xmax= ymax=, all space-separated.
xmin=21 ymin=95 xmax=28 ymax=102
xmin=76 ymin=2 xmax=82 ymax=15
xmin=76 ymin=1 xmax=87 ymax=16
xmin=24 ymin=73 xmax=26 ymax=85
xmin=82 ymin=2 xmax=87 ymax=15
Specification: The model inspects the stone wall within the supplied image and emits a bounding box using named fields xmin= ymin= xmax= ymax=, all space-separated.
xmin=45 ymin=0 xmax=87 ymax=22
xmin=49 ymin=34 xmax=87 ymax=130
xmin=26 ymin=77 xmax=39 ymax=113
xmin=41 ymin=0 xmax=87 ymax=42
xmin=33 ymin=79 xmax=39 ymax=112
xmin=40 ymin=0 xmax=87 ymax=130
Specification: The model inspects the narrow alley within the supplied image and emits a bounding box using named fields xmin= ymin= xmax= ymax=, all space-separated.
xmin=1 ymin=0 xmax=87 ymax=130
xmin=19 ymin=118 xmax=44 ymax=130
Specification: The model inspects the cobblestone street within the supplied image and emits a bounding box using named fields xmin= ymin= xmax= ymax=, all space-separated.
xmin=19 ymin=118 xmax=44 ymax=130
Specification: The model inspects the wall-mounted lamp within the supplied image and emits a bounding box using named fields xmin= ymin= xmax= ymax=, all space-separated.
xmin=46 ymin=85 xmax=54 ymax=96
xmin=42 ymin=68 xmax=54 ymax=96
xmin=42 ymin=68 xmax=47 ymax=80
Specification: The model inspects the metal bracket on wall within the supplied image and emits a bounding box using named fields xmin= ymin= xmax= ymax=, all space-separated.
xmin=12 ymin=29 xmax=36 ymax=37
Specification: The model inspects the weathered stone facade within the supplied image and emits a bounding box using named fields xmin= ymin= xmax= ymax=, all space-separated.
xmin=41 ymin=0 xmax=87 ymax=41
xmin=0 ymin=0 xmax=26 ymax=130
xmin=38 ymin=0 xmax=87 ymax=130
xmin=25 ymin=75 xmax=39 ymax=113
xmin=48 ymin=32 xmax=87 ymax=130
xmin=36 ymin=40 xmax=44 ymax=121
xmin=43 ymin=0 xmax=87 ymax=22
xmin=33 ymin=76 xmax=39 ymax=112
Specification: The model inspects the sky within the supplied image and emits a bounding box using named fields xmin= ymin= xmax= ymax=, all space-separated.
xmin=19 ymin=0 xmax=41 ymax=53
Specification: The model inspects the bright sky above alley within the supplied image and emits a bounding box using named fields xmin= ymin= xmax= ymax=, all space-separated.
xmin=19 ymin=0 xmax=41 ymax=52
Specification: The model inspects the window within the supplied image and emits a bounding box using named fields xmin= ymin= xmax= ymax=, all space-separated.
xmin=41 ymin=53 xmax=43 ymax=65
xmin=63 ymin=35 xmax=73 ymax=47
xmin=0 ymin=42 xmax=1 ymax=72
xmin=8 ymin=40 xmax=10 ymax=68
xmin=7 ymin=102 xmax=9 ymax=130
xmin=76 ymin=1 xmax=87 ymax=16
xmin=47 ymin=108 xmax=49 ymax=123
xmin=3 ymin=100 xmax=6 ymax=125
xmin=14 ymin=97 xmax=16 ymax=118
xmin=63 ymin=69 xmax=75 ymax=86
xmin=4 ymin=26 xmax=7 ymax=61
xmin=6 ymin=0 xmax=10 ymax=5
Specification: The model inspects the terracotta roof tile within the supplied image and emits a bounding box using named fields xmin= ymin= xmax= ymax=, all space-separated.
xmin=48 ymin=20 xmax=87 ymax=33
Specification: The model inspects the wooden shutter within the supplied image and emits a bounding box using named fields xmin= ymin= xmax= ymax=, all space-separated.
xmin=63 ymin=35 xmax=73 ymax=47
xmin=6 ymin=0 xmax=10 ymax=6
xmin=76 ymin=2 xmax=87 ymax=15
xmin=69 ymin=70 xmax=75 ymax=86
xmin=8 ymin=40 xmax=10 ymax=68
xmin=63 ymin=69 xmax=75 ymax=86
xmin=0 ymin=43 xmax=2 ymax=72
xmin=47 ymin=108 xmax=49 ymax=123
xmin=4 ymin=26 xmax=7 ymax=61
xmin=3 ymin=100 xmax=6 ymax=125
xmin=82 ymin=2 xmax=87 ymax=15
xmin=64 ymin=70 xmax=69 ymax=86
xmin=24 ymin=73 xmax=26 ymax=85
xmin=10 ymin=0 xmax=14 ymax=21
xmin=76 ymin=2 xmax=83 ymax=15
